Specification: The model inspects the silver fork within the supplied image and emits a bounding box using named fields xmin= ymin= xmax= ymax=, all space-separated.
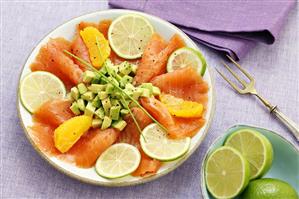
xmin=216 ymin=55 xmax=299 ymax=141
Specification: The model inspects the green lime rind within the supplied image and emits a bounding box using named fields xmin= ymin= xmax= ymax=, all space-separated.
xmin=167 ymin=47 xmax=207 ymax=76
xmin=140 ymin=124 xmax=191 ymax=162
xmin=19 ymin=71 xmax=66 ymax=114
xmin=205 ymin=146 xmax=251 ymax=199
xmin=224 ymin=128 xmax=273 ymax=180
xmin=185 ymin=47 xmax=207 ymax=76
xmin=241 ymin=178 xmax=298 ymax=199
xmin=95 ymin=143 xmax=141 ymax=179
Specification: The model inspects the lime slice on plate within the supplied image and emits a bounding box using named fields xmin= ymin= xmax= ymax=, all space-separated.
xmin=108 ymin=14 xmax=154 ymax=59
xmin=19 ymin=71 xmax=66 ymax=113
xmin=167 ymin=47 xmax=207 ymax=76
xmin=140 ymin=123 xmax=191 ymax=161
xmin=224 ymin=128 xmax=273 ymax=180
xmin=95 ymin=143 xmax=141 ymax=179
xmin=205 ymin=146 xmax=251 ymax=199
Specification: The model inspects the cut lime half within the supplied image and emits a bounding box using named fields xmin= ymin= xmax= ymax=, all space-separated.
xmin=224 ymin=129 xmax=273 ymax=180
xmin=205 ymin=146 xmax=251 ymax=199
xmin=95 ymin=143 xmax=141 ymax=179
xmin=19 ymin=71 xmax=66 ymax=113
xmin=108 ymin=14 xmax=154 ymax=59
xmin=140 ymin=123 xmax=191 ymax=161
xmin=167 ymin=47 xmax=207 ymax=76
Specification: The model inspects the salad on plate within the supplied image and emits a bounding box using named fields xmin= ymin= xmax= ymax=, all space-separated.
xmin=19 ymin=14 xmax=209 ymax=179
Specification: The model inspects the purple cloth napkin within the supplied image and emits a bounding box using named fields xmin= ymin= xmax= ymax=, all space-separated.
xmin=109 ymin=0 xmax=296 ymax=60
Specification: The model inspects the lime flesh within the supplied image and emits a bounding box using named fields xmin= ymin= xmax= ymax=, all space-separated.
xmin=20 ymin=71 xmax=66 ymax=113
xmin=225 ymin=129 xmax=273 ymax=180
xmin=205 ymin=146 xmax=251 ymax=199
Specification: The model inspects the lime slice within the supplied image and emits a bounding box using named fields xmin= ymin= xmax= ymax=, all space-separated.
xmin=95 ymin=143 xmax=141 ymax=179
xmin=20 ymin=71 xmax=66 ymax=113
xmin=108 ymin=14 xmax=154 ymax=59
xmin=205 ymin=146 xmax=251 ymax=199
xmin=140 ymin=123 xmax=191 ymax=161
xmin=224 ymin=129 xmax=273 ymax=180
xmin=167 ymin=47 xmax=207 ymax=76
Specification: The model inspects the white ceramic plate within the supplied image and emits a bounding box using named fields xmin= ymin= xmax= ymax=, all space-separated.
xmin=17 ymin=9 xmax=215 ymax=186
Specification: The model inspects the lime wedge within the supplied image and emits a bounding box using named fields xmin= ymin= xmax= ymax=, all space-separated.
xmin=167 ymin=47 xmax=207 ymax=76
xmin=95 ymin=143 xmax=141 ymax=179
xmin=140 ymin=123 xmax=191 ymax=161
xmin=108 ymin=14 xmax=154 ymax=59
xmin=224 ymin=129 xmax=273 ymax=180
xmin=205 ymin=146 xmax=251 ymax=199
xmin=19 ymin=71 xmax=66 ymax=113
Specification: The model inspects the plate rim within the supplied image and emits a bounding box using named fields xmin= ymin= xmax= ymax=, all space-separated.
xmin=200 ymin=124 xmax=299 ymax=198
xmin=16 ymin=9 xmax=216 ymax=187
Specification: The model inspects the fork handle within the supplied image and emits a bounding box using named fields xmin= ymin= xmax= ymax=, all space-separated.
xmin=271 ymin=106 xmax=299 ymax=141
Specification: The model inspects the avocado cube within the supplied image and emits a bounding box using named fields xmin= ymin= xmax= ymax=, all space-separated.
xmin=95 ymin=107 xmax=105 ymax=119
xmin=120 ymin=109 xmax=129 ymax=116
xmin=77 ymin=99 xmax=86 ymax=111
xmin=70 ymin=87 xmax=80 ymax=100
xmin=132 ymin=88 xmax=143 ymax=100
xmin=120 ymin=99 xmax=130 ymax=108
xmin=82 ymin=71 xmax=95 ymax=83
xmin=88 ymin=84 xmax=106 ymax=93
xmin=140 ymin=83 xmax=153 ymax=94
xmin=152 ymin=86 xmax=161 ymax=96
xmin=91 ymin=75 xmax=101 ymax=84
xmin=120 ymin=75 xmax=133 ymax=87
xmin=91 ymin=96 xmax=101 ymax=108
xmin=101 ymin=97 xmax=111 ymax=114
xmin=70 ymin=102 xmax=81 ymax=115
xmin=110 ymin=106 xmax=121 ymax=120
xmin=66 ymin=93 xmax=74 ymax=102
xmin=112 ymin=120 xmax=127 ymax=131
xmin=131 ymin=64 xmax=138 ymax=74
xmin=98 ymin=91 xmax=108 ymax=100
xmin=81 ymin=91 xmax=95 ymax=101
xmin=84 ymin=102 xmax=96 ymax=117
xmin=125 ymin=83 xmax=135 ymax=91
xmin=100 ymin=64 xmax=107 ymax=74
xmin=77 ymin=83 xmax=88 ymax=94
xmin=101 ymin=116 xmax=112 ymax=130
xmin=118 ymin=61 xmax=132 ymax=75
xmin=107 ymin=76 xmax=119 ymax=87
xmin=110 ymin=91 xmax=122 ymax=98
xmin=111 ymin=99 xmax=121 ymax=106
xmin=140 ymin=88 xmax=151 ymax=97
xmin=92 ymin=119 xmax=102 ymax=128
xmin=105 ymin=83 xmax=115 ymax=94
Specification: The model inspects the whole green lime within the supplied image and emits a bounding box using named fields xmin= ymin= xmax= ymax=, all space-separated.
xmin=241 ymin=178 xmax=298 ymax=199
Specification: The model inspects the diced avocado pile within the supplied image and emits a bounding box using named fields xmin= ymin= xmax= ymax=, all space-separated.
xmin=68 ymin=59 xmax=161 ymax=131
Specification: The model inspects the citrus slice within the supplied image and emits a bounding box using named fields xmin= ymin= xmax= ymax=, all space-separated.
xmin=224 ymin=128 xmax=273 ymax=180
xmin=140 ymin=123 xmax=191 ymax=161
xmin=80 ymin=27 xmax=111 ymax=68
xmin=20 ymin=71 xmax=66 ymax=113
xmin=167 ymin=47 xmax=207 ymax=76
xmin=205 ymin=146 xmax=251 ymax=199
xmin=108 ymin=14 xmax=154 ymax=59
xmin=54 ymin=115 xmax=92 ymax=153
xmin=95 ymin=143 xmax=141 ymax=179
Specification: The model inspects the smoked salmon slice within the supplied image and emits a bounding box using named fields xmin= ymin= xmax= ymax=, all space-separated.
xmin=33 ymin=99 xmax=74 ymax=128
xmin=140 ymin=96 xmax=206 ymax=139
xmin=30 ymin=38 xmax=83 ymax=88
xmin=151 ymin=66 xmax=209 ymax=104
xmin=64 ymin=128 xmax=120 ymax=168
xmin=28 ymin=122 xmax=60 ymax=155
xmin=134 ymin=34 xmax=185 ymax=85
xmin=117 ymin=107 xmax=162 ymax=177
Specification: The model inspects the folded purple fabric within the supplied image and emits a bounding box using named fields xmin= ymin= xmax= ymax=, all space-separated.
xmin=109 ymin=0 xmax=296 ymax=60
